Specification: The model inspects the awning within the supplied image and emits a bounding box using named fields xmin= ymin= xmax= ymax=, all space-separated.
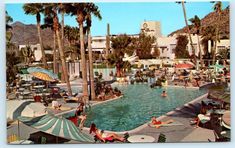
xmin=18 ymin=114 xmax=95 ymax=143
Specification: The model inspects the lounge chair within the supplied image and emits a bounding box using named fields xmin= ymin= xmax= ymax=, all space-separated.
xmin=148 ymin=121 xmax=183 ymax=128
xmin=94 ymin=132 xmax=129 ymax=143
xmin=94 ymin=134 xmax=114 ymax=143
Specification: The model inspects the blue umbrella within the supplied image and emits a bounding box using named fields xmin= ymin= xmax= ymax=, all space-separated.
xmin=27 ymin=67 xmax=58 ymax=80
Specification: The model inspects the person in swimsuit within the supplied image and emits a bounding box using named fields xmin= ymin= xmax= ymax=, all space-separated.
xmin=75 ymin=102 xmax=87 ymax=129
xmin=89 ymin=123 xmax=125 ymax=142
xmin=161 ymin=91 xmax=167 ymax=97
xmin=151 ymin=116 xmax=174 ymax=128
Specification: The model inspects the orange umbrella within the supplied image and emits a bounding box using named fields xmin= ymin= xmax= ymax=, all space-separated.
xmin=31 ymin=72 xmax=56 ymax=82
xmin=175 ymin=63 xmax=194 ymax=69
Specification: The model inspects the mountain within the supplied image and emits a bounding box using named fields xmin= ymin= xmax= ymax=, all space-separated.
xmin=11 ymin=21 xmax=55 ymax=48
xmin=168 ymin=6 xmax=230 ymax=38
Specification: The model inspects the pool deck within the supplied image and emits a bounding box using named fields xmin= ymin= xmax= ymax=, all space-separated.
xmin=124 ymin=93 xmax=216 ymax=143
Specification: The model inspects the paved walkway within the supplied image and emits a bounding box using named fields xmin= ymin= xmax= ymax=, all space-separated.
xmin=126 ymin=94 xmax=215 ymax=143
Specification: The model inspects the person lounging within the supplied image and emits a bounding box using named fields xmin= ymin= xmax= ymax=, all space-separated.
xmin=150 ymin=116 xmax=174 ymax=128
xmin=89 ymin=123 xmax=125 ymax=142
xmin=75 ymin=102 xmax=87 ymax=129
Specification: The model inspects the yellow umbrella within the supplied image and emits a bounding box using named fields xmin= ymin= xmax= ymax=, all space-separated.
xmin=31 ymin=72 xmax=56 ymax=82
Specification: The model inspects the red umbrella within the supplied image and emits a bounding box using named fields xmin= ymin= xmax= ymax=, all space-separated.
xmin=175 ymin=63 xmax=194 ymax=69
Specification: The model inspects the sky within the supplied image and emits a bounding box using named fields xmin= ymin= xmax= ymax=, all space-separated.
xmin=5 ymin=1 xmax=229 ymax=37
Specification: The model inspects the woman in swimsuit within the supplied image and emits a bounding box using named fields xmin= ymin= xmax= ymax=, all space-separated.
xmin=151 ymin=116 xmax=174 ymax=128
xmin=89 ymin=123 xmax=125 ymax=142
xmin=75 ymin=102 xmax=87 ymax=129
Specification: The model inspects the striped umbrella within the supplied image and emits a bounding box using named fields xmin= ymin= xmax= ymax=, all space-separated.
xmin=27 ymin=67 xmax=58 ymax=80
xmin=31 ymin=72 xmax=56 ymax=82
xmin=18 ymin=114 xmax=94 ymax=143
xmin=7 ymin=100 xmax=46 ymax=122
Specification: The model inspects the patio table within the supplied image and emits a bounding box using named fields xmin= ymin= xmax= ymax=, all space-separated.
xmin=127 ymin=135 xmax=155 ymax=143
xmin=10 ymin=140 xmax=34 ymax=144
xmin=222 ymin=111 xmax=230 ymax=129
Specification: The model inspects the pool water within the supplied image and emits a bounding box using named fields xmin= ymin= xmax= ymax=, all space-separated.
xmin=66 ymin=84 xmax=207 ymax=132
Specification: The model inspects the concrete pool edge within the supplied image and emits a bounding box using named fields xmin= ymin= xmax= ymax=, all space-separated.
xmin=82 ymin=93 xmax=208 ymax=135
xmin=112 ymin=82 xmax=212 ymax=90
xmin=55 ymin=95 xmax=123 ymax=116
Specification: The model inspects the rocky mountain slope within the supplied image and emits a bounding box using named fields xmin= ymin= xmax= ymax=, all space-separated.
xmin=168 ymin=6 xmax=229 ymax=38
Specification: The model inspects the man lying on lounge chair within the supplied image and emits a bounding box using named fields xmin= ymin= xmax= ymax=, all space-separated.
xmin=150 ymin=116 xmax=174 ymax=128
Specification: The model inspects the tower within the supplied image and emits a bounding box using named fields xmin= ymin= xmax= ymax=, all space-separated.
xmin=140 ymin=21 xmax=162 ymax=38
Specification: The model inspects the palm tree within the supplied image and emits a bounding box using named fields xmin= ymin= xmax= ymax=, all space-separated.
xmin=105 ymin=23 xmax=110 ymax=67
xmin=59 ymin=3 xmax=67 ymax=49
xmin=6 ymin=11 xmax=14 ymax=50
xmin=6 ymin=11 xmax=13 ymax=30
xmin=189 ymin=15 xmax=203 ymax=68
xmin=23 ymin=4 xmax=48 ymax=68
xmin=41 ymin=15 xmax=58 ymax=74
xmin=176 ymin=1 xmax=196 ymax=64
xmin=44 ymin=3 xmax=72 ymax=96
xmin=69 ymin=3 xmax=90 ymax=103
xmin=201 ymin=25 xmax=216 ymax=61
xmin=212 ymin=1 xmax=222 ymax=65
xmin=85 ymin=3 xmax=102 ymax=100
xmin=64 ymin=25 xmax=80 ymax=60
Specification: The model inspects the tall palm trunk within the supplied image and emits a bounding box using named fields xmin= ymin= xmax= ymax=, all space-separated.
xmin=53 ymin=12 xmax=72 ymax=96
xmin=105 ymin=23 xmax=110 ymax=67
xmin=212 ymin=13 xmax=220 ymax=65
xmin=87 ymin=27 xmax=96 ymax=100
xmin=61 ymin=11 xmax=65 ymax=48
xmin=36 ymin=13 xmax=47 ymax=68
xmin=53 ymin=31 xmax=58 ymax=74
xmin=78 ymin=12 xmax=88 ymax=103
xmin=181 ymin=2 xmax=196 ymax=63
xmin=197 ymin=34 xmax=203 ymax=68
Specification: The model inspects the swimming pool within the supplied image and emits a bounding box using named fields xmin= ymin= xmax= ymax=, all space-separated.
xmin=65 ymin=84 xmax=207 ymax=132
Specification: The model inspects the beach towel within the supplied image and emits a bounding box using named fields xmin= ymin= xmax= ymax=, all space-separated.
xmin=148 ymin=121 xmax=183 ymax=128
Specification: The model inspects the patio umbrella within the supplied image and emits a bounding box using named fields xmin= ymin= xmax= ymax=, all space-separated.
xmin=7 ymin=100 xmax=46 ymax=122
xmin=222 ymin=111 xmax=230 ymax=129
xmin=18 ymin=114 xmax=95 ymax=143
xmin=30 ymin=72 xmax=56 ymax=82
xmin=27 ymin=67 xmax=58 ymax=80
xmin=175 ymin=63 xmax=194 ymax=69
xmin=208 ymin=91 xmax=230 ymax=104
xmin=209 ymin=64 xmax=224 ymax=73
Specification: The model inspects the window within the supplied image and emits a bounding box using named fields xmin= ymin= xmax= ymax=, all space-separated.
xmin=170 ymin=44 xmax=176 ymax=53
